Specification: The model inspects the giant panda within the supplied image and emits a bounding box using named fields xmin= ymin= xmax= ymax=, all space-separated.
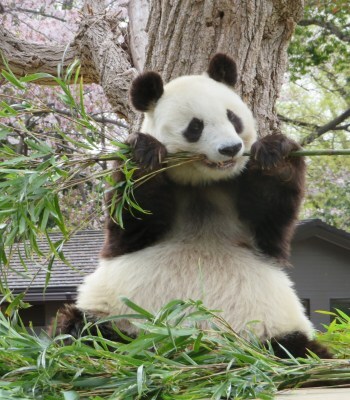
xmin=54 ymin=54 xmax=331 ymax=358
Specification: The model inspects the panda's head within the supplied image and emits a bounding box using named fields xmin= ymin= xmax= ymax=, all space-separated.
xmin=130 ymin=54 xmax=257 ymax=185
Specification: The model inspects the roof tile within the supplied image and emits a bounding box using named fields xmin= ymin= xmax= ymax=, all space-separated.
xmin=5 ymin=231 xmax=104 ymax=290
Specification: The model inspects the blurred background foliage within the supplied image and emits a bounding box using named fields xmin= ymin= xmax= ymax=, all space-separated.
xmin=278 ymin=0 xmax=350 ymax=230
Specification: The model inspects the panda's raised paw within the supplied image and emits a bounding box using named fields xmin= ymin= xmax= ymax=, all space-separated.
xmin=250 ymin=134 xmax=301 ymax=170
xmin=127 ymin=132 xmax=167 ymax=171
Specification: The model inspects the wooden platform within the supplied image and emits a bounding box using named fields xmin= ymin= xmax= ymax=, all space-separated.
xmin=276 ymin=388 xmax=350 ymax=399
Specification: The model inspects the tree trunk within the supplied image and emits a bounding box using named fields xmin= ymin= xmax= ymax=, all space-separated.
xmin=145 ymin=0 xmax=303 ymax=137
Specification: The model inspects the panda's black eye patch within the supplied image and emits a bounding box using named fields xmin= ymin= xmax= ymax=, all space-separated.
xmin=227 ymin=109 xmax=243 ymax=134
xmin=183 ymin=118 xmax=204 ymax=143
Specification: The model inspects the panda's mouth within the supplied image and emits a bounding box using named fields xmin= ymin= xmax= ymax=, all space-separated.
xmin=202 ymin=158 xmax=236 ymax=169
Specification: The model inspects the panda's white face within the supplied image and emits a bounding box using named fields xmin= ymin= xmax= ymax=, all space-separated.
xmin=142 ymin=75 xmax=257 ymax=185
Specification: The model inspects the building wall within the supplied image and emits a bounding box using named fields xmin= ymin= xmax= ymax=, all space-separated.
xmin=11 ymin=300 xmax=74 ymax=334
xmin=45 ymin=301 xmax=72 ymax=331
xmin=289 ymin=237 xmax=350 ymax=330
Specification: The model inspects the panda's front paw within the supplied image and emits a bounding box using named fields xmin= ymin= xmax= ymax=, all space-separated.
xmin=127 ymin=132 xmax=167 ymax=171
xmin=250 ymin=134 xmax=301 ymax=170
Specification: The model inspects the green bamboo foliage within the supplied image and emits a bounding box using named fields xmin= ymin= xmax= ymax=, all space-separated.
xmin=0 ymin=299 xmax=349 ymax=399
xmin=0 ymin=60 xmax=128 ymax=280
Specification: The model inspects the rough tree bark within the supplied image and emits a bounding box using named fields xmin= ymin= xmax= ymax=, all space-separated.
xmin=0 ymin=0 xmax=304 ymax=135
xmin=145 ymin=0 xmax=303 ymax=136
xmin=0 ymin=1 xmax=137 ymax=120
xmin=75 ymin=0 xmax=137 ymax=119
xmin=0 ymin=25 xmax=97 ymax=85
xmin=128 ymin=0 xmax=149 ymax=72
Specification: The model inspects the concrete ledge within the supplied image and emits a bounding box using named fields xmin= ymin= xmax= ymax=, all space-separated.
xmin=276 ymin=388 xmax=350 ymax=399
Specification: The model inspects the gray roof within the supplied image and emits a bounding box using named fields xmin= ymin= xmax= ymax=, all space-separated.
xmin=4 ymin=230 xmax=104 ymax=299
xmin=294 ymin=219 xmax=350 ymax=251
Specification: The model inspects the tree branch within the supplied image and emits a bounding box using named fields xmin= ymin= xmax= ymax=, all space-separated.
xmin=298 ymin=19 xmax=350 ymax=43
xmin=314 ymin=67 xmax=350 ymax=101
xmin=278 ymin=114 xmax=319 ymax=130
xmin=76 ymin=0 xmax=137 ymax=121
xmin=0 ymin=25 xmax=97 ymax=85
xmin=48 ymin=105 xmax=128 ymax=128
xmin=0 ymin=0 xmax=136 ymax=122
xmin=279 ymin=108 xmax=350 ymax=145
xmin=335 ymin=123 xmax=350 ymax=131
xmin=302 ymin=108 xmax=350 ymax=145
xmin=4 ymin=6 xmax=66 ymax=22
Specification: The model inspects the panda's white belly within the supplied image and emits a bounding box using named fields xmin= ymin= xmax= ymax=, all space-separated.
xmin=77 ymin=188 xmax=313 ymax=340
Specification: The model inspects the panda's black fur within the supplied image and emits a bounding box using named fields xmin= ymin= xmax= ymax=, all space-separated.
xmin=52 ymin=54 xmax=331 ymax=359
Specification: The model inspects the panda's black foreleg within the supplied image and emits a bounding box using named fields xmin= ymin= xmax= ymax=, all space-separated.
xmin=48 ymin=304 xmax=134 ymax=345
xmin=269 ymin=331 xmax=332 ymax=359
xmin=237 ymin=133 xmax=305 ymax=263
xmin=101 ymin=132 xmax=175 ymax=258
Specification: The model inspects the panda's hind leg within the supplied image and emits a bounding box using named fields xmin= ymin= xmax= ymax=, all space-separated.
xmin=47 ymin=304 xmax=84 ymax=341
xmin=50 ymin=308 xmax=332 ymax=359
xmin=270 ymin=331 xmax=332 ymax=359
xmin=48 ymin=304 xmax=134 ymax=344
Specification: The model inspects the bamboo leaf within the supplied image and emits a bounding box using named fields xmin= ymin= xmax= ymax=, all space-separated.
xmin=137 ymin=364 xmax=144 ymax=396
xmin=62 ymin=392 xmax=80 ymax=400
xmin=1 ymin=70 xmax=26 ymax=90
xmin=121 ymin=297 xmax=155 ymax=320
xmin=20 ymin=72 xmax=53 ymax=82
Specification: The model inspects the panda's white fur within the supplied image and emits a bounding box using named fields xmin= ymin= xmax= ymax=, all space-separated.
xmin=76 ymin=59 xmax=314 ymax=343
xmin=78 ymin=187 xmax=313 ymax=340
xmin=142 ymin=74 xmax=257 ymax=185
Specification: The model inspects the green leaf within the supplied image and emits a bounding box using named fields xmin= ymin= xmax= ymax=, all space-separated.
xmin=5 ymin=293 xmax=27 ymax=316
xmin=0 ymin=101 xmax=18 ymax=116
xmin=1 ymin=70 xmax=26 ymax=90
xmin=121 ymin=297 xmax=155 ymax=320
xmin=20 ymin=72 xmax=53 ymax=82
xmin=0 ymin=127 xmax=12 ymax=140
xmin=137 ymin=364 xmax=144 ymax=396
xmin=4 ymin=226 xmax=18 ymax=247
xmin=79 ymin=76 xmax=87 ymax=119
xmin=40 ymin=208 xmax=51 ymax=231
xmin=62 ymin=391 xmax=80 ymax=400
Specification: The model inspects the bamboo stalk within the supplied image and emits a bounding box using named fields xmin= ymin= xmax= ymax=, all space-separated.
xmin=243 ymin=149 xmax=350 ymax=157
xmin=85 ymin=148 xmax=350 ymax=164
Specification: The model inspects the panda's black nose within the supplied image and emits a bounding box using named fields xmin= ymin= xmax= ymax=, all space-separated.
xmin=218 ymin=143 xmax=242 ymax=157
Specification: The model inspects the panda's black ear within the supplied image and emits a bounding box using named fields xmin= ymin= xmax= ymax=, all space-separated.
xmin=130 ymin=71 xmax=164 ymax=112
xmin=207 ymin=53 xmax=237 ymax=87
